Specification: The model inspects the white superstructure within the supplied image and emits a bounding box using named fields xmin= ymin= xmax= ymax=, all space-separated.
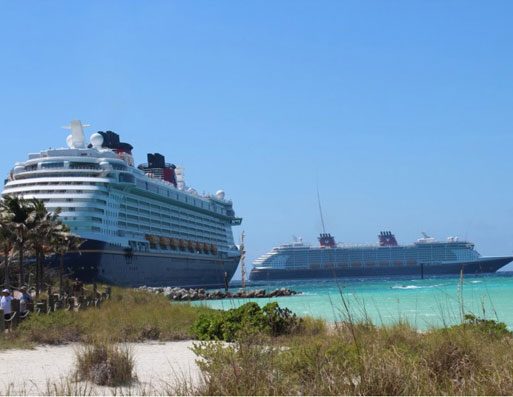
xmin=3 ymin=121 xmax=242 ymax=273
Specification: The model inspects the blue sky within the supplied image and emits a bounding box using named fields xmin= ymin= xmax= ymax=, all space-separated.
xmin=1 ymin=1 xmax=513 ymax=275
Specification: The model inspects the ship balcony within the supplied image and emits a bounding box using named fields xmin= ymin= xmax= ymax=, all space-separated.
xmin=230 ymin=217 xmax=242 ymax=226
xmin=3 ymin=183 xmax=109 ymax=195
xmin=13 ymin=167 xmax=103 ymax=177
xmin=4 ymin=176 xmax=112 ymax=189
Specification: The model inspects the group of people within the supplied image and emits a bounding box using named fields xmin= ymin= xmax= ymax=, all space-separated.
xmin=0 ymin=286 xmax=32 ymax=319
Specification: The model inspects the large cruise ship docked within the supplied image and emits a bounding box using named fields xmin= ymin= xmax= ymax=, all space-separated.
xmin=250 ymin=231 xmax=513 ymax=281
xmin=2 ymin=120 xmax=242 ymax=288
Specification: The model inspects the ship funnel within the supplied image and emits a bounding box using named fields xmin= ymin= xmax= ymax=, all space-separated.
xmin=318 ymin=233 xmax=336 ymax=248
xmin=378 ymin=231 xmax=398 ymax=247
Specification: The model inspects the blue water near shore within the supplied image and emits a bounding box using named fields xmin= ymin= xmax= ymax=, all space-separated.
xmin=194 ymin=273 xmax=513 ymax=330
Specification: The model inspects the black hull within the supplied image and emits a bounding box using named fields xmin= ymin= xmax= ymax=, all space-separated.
xmin=249 ymin=257 xmax=513 ymax=281
xmin=58 ymin=239 xmax=240 ymax=288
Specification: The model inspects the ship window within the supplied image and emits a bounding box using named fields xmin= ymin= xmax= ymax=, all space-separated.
xmin=41 ymin=162 xmax=64 ymax=169
xmin=119 ymin=173 xmax=135 ymax=183
xmin=69 ymin=162 xmax=100 ymax=170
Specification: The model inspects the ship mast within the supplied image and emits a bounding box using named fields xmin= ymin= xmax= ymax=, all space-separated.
xmin=239 ymin=230 xmax=246 ymax=289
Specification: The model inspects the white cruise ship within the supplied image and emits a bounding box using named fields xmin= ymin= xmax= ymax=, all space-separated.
xmin=2 ymin=120 xmax=242 ymax=287
xmin=250 ymin=231 xmax=513 ymax=281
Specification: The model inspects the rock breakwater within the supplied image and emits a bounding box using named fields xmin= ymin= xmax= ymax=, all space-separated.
xmin=138 ymin=286 xmax=299 ymax=301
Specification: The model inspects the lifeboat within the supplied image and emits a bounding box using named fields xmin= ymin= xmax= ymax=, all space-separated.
xmin=160 ymin=237 xmax=170 ymax=246
xmin=202 ymin=243 xmax=210 ymax=253
xmin=146 ymin=235 xmax=158 ymax=246
xmin=195 ymin=242 xmax=202 ymax=252
xmin=178 ymin=239 xmax=186 ymax=250
xmin=187 ymin=240 xmax=194 ymax=252
xmin=169 ymin=238 xmax=178 ymax=249
xmin=210 ymin=243 xmax=218 ymax=255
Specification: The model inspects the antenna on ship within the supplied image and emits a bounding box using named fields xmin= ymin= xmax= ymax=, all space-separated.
xmin=63 ymin=120 xmax=90 ymax=149
xmin=239 ymin=230 xmax=246 ymax=289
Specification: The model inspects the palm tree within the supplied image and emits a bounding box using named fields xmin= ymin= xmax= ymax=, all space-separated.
xmin=0 ymin=208 xmax=15 ymax=288
xmin=0 ymin=195 xmax=32 ymax=287
xmin=27 ymin=199 xmax=66 ymax=296
xmin=51 ymin=229 xmax=82 ymax=295
xmin=1 ymin=195 xmax=81 ymax=292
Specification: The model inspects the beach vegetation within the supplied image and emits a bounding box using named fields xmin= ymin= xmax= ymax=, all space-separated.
xmin=75 ymin=339 xmax=135 ymax=387
xmin=11 ymin=287 xmax=215 ymax=347
xmin=190 ymin=313 xmax=513 ymax=395
xmin=191 ymin=301 xmax=302 ymax=341
xmin=2 ymin=285 xmax=513 ymax=395
xmin=449 ymin=313 xmax=512 ymax=338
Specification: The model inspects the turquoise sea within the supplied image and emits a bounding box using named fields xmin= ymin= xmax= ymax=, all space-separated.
xmin=194 ymin=273 xmax=513 ymax=330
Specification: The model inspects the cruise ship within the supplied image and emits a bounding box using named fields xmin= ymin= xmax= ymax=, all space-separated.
xmin=2 ymin=120 xmax=242 ymax=288
xmin=250 ymin=231 xmax=513 ymax=281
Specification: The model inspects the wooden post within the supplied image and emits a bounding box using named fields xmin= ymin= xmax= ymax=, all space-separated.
xmin=77 ymin=296 xmax=85 ymax=310
xmin=53 ymin=295 xmax=62 ymax=310
xmin=48 ymin=294 xmax=55 ymax=312
xmin=67 ymin=296 xmax=75 ymax=310
xmin=224 ymin=272 xmax=229 ymax=293
xmin=11 ymin=299 xmax=20 ymax=327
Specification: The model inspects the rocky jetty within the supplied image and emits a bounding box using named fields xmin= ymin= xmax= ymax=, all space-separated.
xmin=138 ymin=286 xmax=299 ymax=301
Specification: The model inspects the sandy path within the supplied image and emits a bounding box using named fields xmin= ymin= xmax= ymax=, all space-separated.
xmin=0 ymin=341 xmax=202 ymax=395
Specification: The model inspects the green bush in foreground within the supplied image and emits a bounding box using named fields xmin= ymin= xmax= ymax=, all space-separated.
xmin=192 ymin=302 xmax=302 ymax=341
xmin=451 ymin=313 xmax=512 ymax=338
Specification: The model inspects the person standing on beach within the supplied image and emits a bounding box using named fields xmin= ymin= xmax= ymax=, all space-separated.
xmin=1 ymin=289 xmax=13 ymax=319
xmin=19 ymin=286 xmax=31 ymax=313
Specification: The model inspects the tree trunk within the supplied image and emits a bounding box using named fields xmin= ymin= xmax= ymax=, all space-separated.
xmin=40 ymin=251 xmax=45 ymax=294
xmin=18 ymin=242 xmax=24 ymax=288
xmin=35 ymin=249 xmax=40 ymax=296
xmin=59 ymin=253 xmax=64 ymax=296
xmin=3 ymin=247 xmax=9 ymax=289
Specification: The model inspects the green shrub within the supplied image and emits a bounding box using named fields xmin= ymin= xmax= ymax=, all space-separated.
xmin=463 ymin=313 xmax=511 ymax=337
xmin=16 ymin=310 xmax=82 ymax=344
xmin=192 ymin=302 xmax=302 ymax=341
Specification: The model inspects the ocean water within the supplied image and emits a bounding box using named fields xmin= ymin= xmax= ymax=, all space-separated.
xmin=193 ymin=273 xmax=513 ymax=330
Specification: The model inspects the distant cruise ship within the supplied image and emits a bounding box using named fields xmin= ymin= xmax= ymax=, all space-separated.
xmin=250 ymin=231 xmax=513 ymax=281
xmin=2 ymin=120 xmax=242 ymax=288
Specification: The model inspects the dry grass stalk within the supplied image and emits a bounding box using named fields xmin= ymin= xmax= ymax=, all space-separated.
xmin=74 ymin=340 xmax=135 ymax=387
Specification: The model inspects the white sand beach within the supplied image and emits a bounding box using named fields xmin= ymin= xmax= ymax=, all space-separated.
xmin=0 ymin=340 xmax=202 ymax=395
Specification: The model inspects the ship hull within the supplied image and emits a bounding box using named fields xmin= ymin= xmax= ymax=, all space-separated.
xmin=249 ymin=256 xmax=513 ymax=281
xmin=57 ymin=239 xmax=240 ymax=288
